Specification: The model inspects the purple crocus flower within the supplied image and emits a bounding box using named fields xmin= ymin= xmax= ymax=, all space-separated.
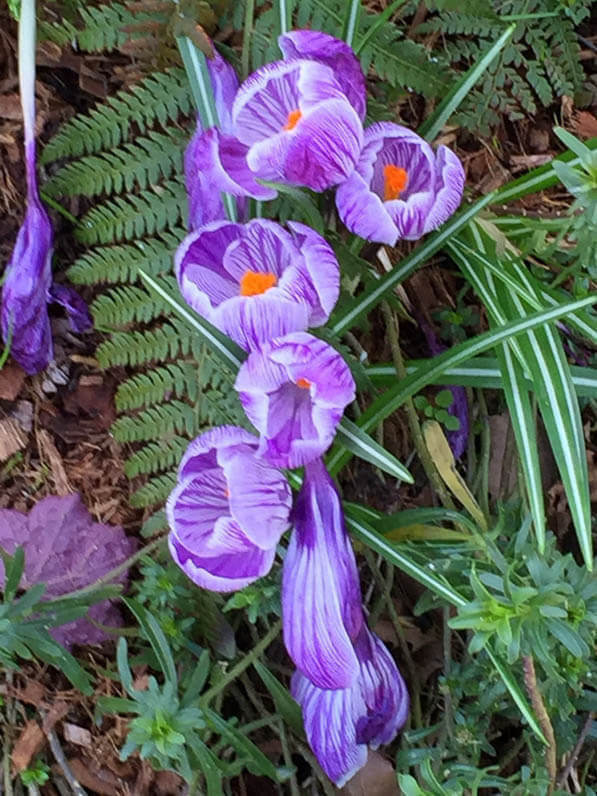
xmin=167 ymin=426 xmax=292 ymax=592
xmin=283 ymin=459 xmax=408 ymax=785
xmin=188 ymin=31 xmax=364 ymax=200
xmin=184 ymin=48 xmax=254 ymax=228
xmin=336 ymin=122 xmax=465 ymax=246
xmin=176 ymin=218 xmax=339 ymax=351
xmin=234 ymin=333 xmax=355 ymax=468
xmin=1 ymin=0 xmax=90 ymax=374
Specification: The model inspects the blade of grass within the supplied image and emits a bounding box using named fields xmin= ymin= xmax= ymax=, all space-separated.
xmin=327 ymin=294 xmax=597 ymax=475
xmin=342 ymin=0 xmax=361 ymax=47
xmin=354 ymin=0 xmax=407 ymax=56
xmin=331 ymin=192 xmax=496 ymax=336
xmin=336 ymin=418 xmax=413 ymax=482
xmin=419 ymin=25 xmax=514 ymax=142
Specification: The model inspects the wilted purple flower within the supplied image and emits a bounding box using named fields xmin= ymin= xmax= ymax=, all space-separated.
xmin=234 ymin=333 xmax=355 ymax=468
xmin=176 ymin=219 xmax=339 ymax=351
xmin=283 ymin=459 xmax=408 ymax=785
xmin=167 ymin=426 xmax=292 ymax=592
xmin=336 ymin=122 xmax=465 ymax=246
xmin=0 ymin=493 xmax=137 ymax=648
xmin=292 ymin=627 xmax=409 ymax=787
xmin=1 ymin=1 xmax=90 ymax=373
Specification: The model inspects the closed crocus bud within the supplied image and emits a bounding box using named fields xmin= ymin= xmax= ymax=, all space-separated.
xmin=167 ymin=426 xmax=292 ymax=592
xmin=336 ymin=122 xmax=465 ymax=246
xmin=1 ymin=0 xmax=90 ymax=374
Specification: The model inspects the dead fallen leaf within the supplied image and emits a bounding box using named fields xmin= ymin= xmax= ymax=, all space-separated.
xmin=67 ymin=758 xmax=120 ymax=796
xmin=36 ymin=428 xmax=73 ymax=495
xmin=0 ymin=417 xmax=26 ymax=461
xmin=154 ymin=769 xmax=185 ymax=795
xmin=341 ymin=750 xmax=400 ymax=796
xmin=63 ymin=723 xmax=92 ymax=748
xmin=573 ymin=111 xmax=597 ymax=140
xmin=0 ymin=361 xmax=26 ymax=400
xmin=14 ymin=678 xmax=46 ymax=706
xmin=11 ymin=720 xmax=45 ymax=773
xmin=41 ymin=701 xmax=69 ymax=733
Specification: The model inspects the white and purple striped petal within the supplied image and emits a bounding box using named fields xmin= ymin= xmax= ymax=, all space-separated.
xmin=292 ymin=626 xmax=409 ymax=787
xmin=176 ymin=219 xmax=340 ymax=352
xmin=167 ymin=426 xmax=291 ymax=591
xmin=336 ymin=122 xmax=465 ymax=245
xmin=278 ymin=30 xmax=367 ymax=121
xmin=234 ymin=333 xmax=355 ymax=468
xmin=282 ymin=459 xmax=364 ymax=688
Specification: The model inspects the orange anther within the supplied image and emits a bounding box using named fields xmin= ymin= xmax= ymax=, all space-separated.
xmin=383 ymin=165 xmax=408 ymax=201
xmin=283 ymin=109 xmax=302 ymax=131
xmin=296 ymin=377 xmax=312 ymax=389
xmin=240 ymin=270 xmax=277 ymax=296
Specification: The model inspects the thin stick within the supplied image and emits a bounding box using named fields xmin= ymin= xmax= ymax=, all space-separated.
xmin=46 ymin=727 xmax=87 ymax=796
xmin=556 ymin=711 xmax=595 ymax=789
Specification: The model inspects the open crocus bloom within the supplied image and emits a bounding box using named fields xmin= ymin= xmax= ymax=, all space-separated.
xmin=234 ymin=333 xmax=355 ymax=468
xmin=176 ymin=219 xmax=339 ymax=351
xmin=283 ymin=459 xmax=409 ymax=786
xmin=167 ymin=426 xmax=292 ymax=591
xmin=336 ymin=122 xmax=465 ymax=245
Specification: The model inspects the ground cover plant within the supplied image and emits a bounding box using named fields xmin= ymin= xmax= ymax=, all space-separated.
xmin=1 ymin=0 xmax=597 ymax=793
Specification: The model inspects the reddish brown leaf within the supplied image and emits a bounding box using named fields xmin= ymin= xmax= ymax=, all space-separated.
xmin=11 ymin=720 xmax=45 ymax=773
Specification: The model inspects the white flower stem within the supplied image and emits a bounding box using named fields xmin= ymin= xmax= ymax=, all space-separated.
xmin=18 ymin=0 xmax=37 ymax=195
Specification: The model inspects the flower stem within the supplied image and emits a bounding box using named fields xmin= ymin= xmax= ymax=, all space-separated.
xmin=276 ymin=0 xmax=291 ymax=36
xmin=200 ymin=620 xmax=282 ymax=706
xmin=342 ymin=0 xmax=361 ymax=47
xmin=381 ymin=301 xmax=456 ymax=510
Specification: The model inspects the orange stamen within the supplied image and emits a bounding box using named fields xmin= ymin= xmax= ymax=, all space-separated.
xmin=225 ymin=488 xmax=230 ymax=498
xmin=383 ymin=165 xmax=408 ymax=201
xmin=283 ymin=109 xmax=302 ymax=131
xmin=296 ymin=378 xmax=312 ymax=389
xmin=240 ymin=270 xmax=277 ymax=297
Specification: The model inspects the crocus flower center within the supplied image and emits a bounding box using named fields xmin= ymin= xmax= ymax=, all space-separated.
xmin=296 ymin=377 xmax=312 ymax=389
xmin=383 ymin=165 xmax=409 ymax=201
xmin=240 ymin=270 xmax=278 ymax=296
xmin=283 ymin=109 xmax=302 ymax=131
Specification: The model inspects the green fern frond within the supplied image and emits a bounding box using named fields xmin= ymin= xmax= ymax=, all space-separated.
xmin=45 ymin=130 xmax=186 ymax=199
xmin=96 ymin=322 xmax=197 ymax=369
xmin=76 ymin=180 xmax=187 ymax=245
xmin=124 ymin=438 xmax=188 ymax=478
xmin=112 ymin=401 xmax=199 ymax=443
xmin=67 ymin=233 xmax=183 ymax=286
xmin=42 ymin=69 xmax=191 ymax=164
xmin=91 ymin=279 xmax=177 ymax=329
xmin=116 ymin=362 xmax=201 ymax=411
xmin=130 ymin=472 xmax=178 ymax=509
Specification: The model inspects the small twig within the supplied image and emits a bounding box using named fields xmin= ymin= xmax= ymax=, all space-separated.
xmin=295 ymin=740 xmax=336 ymax=796
xmin=46 ymin=728 xmax=87 ymax=796
xmin=522 ymin=655 xmax=557 ymax=793
xmin=556 ymin=711 xmax=595 ymax=789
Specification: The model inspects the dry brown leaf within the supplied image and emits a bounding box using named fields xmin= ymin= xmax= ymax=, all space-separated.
xmin=0 ymin=417 xmax=27 ymax=461
xmin=63 ymin=723 xmax=93 ymax=748
xmin=341 ymin=750 xmax=400 ymax=796
xmin=36 ymin=428 xmax=73 ymax=495
xmin=67 ymin=758 xmax=120 ymax=796
xmin=0 ymin=361 xmax=26 ymax=400
xmin=11 ymin=720 xmax=45 ymax=773
xmin=573 ymin=111 xmax=597 ymax=140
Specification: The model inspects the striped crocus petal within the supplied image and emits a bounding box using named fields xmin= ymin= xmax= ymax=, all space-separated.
xmin=278 ymin=30 xmax=367 ymax=121
xmin=336 ymin=122 xmax=465 ymax=245
xmin=282 ymin=458 xmax=364 ymax=689
xmin=292 ymin=627 xmax=409 ymax=787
